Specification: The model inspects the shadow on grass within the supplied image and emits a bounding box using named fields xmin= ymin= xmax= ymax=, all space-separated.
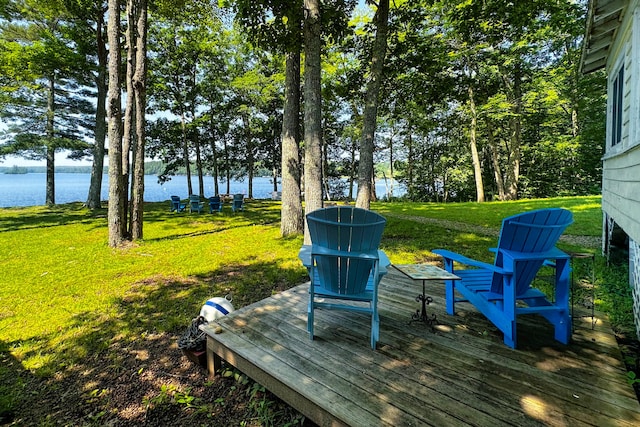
xmin=0 ymin=340 xmax=21 ymax=424
xmin=0 ymin=200 xmax=283 ymax=235
xmin=3 ymin=260 xmax=309 ymax=426
xmin=0 ymin=203 xmax=108 ymax=233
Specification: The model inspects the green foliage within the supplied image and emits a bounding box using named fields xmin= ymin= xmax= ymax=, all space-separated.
xmin=628 ymin=371 xmax=640 ymax=386
xmin=376 ymin=0 xmax=603 ymax=201
xmin=0 ymin=0 xmax=94 ymax=160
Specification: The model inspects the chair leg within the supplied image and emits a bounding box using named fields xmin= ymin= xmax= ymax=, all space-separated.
xmin=307 ymin=300 xmax=314 ymax=340
xmin=554 ymin=314 xmax=571 ymax=344
xmin=445 ymin=279 xmax=456 ymax=315
xmin=371 ymin=310 xmax=379 ymax=350
xmin=503 ymin=320 xmax=516 ymax=349
xmin=442 ymin=259 xmax=457 ymax=316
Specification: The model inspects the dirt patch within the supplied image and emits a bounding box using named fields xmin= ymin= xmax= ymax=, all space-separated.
xmin=6 ymin=332 xmax=310 ymax=426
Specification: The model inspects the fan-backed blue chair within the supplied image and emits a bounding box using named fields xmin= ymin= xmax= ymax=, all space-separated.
xmin=231 ymin=194 xmax=244 ymax=212
xmin=208 ymin=196 xmax=223 ymax=213
xmin=433 ymin=208 xmax=573 ymax=349
xmin=298 ymin=206 xmax=389 ymax=349
xmin=170 ymin=196 xmax=186 ymax=213
xmin=189 ymin=195 xmax=203 ymax=213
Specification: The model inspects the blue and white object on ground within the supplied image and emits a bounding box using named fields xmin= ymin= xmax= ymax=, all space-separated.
xmin=200 ymin=296 xmax=235 ymax=322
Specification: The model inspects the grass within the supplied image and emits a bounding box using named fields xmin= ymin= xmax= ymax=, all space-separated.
xmin=0 ymin=195 xmax=635 ymax=424
xmin=373 ymin=195 xmax=603 ymax=236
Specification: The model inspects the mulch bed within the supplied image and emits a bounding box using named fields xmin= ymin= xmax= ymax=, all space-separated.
xmin=4 ymin=332 xmax=310 ymax=426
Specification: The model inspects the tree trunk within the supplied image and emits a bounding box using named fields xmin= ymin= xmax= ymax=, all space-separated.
xmin=280 ymin=49 xmax=303 ymax=236
xmin=107 ymin=0 xmax=124 ymax=247
xmin=504 ymin=62 xmax=522 ymax=200
xmin=209 ymin=110 xmax=220 ymax=196
xmin=386 ymin=128 xmax=395 ymax=198
xmin=130 ymin=0 xmax=147 ymax=240
xmin=45 ymin=74 xmax=55 ymax=206
xmin=190 ymin=63 xmax=204 ymax=197
xmin=322 ymin=119 xmax=330 ymax=201
xmin=123 ymin=0 xmax=137 ymax=233
xmin=468 ymin=86 xmax=485 ymax=202
xmin=180 ymin=111 xmax=193 ymax=196
xmin=348 ymin=140 xmax=356 ymax=200
xmin=406 ymin=122 xmax=414 ymax=198
xmin=242 ymin=113 xmax=254 ymax=199
xmin=355 ymin=0 xmax=389 ymax=210
xmin=224 ymin=135 xmax=230 ymax=195
xmin=487 ymin=120 xmax=506 ymax=200
xmin=303 ymin=0 xmax=323 ymax=245
xmin=193 ymin=108 xmax=204 ymax=197
xmin=87 ymin=11 xmax=107 ymax=209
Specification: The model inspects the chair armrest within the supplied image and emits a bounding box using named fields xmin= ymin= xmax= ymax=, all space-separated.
xmin=299 ymin=245 xmax=312 ymax=267
xmin=432 ymin=249 xmax=507 ymax=275
xmin=298 ymin=244 xmax=386 ymax=270
xmin=378 ymin=250 xmax=390 ymax=275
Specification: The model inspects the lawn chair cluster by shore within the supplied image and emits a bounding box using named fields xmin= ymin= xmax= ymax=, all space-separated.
xmin=170 ymin=194 xmax=247 ymax=214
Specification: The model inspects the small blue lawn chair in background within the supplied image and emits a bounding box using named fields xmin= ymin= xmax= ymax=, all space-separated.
xmin=299 ymin=206 xmax=389 ymax=350
xmin=231 ymin=194 xmax=244 ymax=212
xmin=189 ymin=194 xmax=204 ymax=213
xmin=208 ymin=195 xmax=223 ymax=213
xmin=433 ymin=208 xmax=574 ymax=349
xmin=170 ymin=195 xmax=186 ymax=213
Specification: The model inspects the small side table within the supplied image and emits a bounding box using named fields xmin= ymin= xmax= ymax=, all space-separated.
xmin=393 ymin=264 xmax=461 ymax=329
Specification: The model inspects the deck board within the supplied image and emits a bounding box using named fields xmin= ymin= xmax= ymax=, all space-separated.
xmin=202 ymin=267 xmax=640 ymax=426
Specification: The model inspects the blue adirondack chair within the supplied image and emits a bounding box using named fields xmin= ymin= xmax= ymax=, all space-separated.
xmin=231 ymin=194 xmax=244 ymax=212
xmin=170 ymin=195 xmax=186 ymax=213
xmin=299 ymin=206 xmax=389 ymax=349
xmin=208 ymin=196 xmax=223 ymax=213
xmin=433 ymin=208 xmax=574 ymax=348
xmin=189 ymin=194 xmax=203 ymax=213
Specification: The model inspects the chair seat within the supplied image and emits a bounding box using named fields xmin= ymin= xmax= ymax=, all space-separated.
xmin=455 ymin=269 xmax=559 ymax=302
xmin=310 ymin=270 xmax=376 ymax=301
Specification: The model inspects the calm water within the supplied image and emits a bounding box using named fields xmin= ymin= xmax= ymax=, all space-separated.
xmin=0 ymin=173 xmax=404 ymax=207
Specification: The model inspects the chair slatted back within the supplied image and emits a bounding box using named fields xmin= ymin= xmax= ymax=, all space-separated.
xmin=171 ymin=195 xmax=182 ymax=211
xmin=209 ymin=196 xmax=221 ymax=211
xmin=189 ymin=195 xmax=201 ymax=211
xmin=491 ymin=208 xmax=573 ymax=295
xmin=307 ymin=207 xmax=386 ymax=296
xmin=232 ymin=194 xmax=244 ymax=210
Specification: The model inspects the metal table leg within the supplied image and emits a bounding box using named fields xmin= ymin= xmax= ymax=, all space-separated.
xmin=410 ymin=279 xmax=437 ymax=329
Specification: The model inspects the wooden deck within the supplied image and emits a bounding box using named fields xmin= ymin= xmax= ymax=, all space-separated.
xmin=201 ymin=267 xmax=640 ymax=427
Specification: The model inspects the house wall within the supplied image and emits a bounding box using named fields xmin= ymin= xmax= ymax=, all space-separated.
xmin=604 ymin=3 xmax=640 ymax=339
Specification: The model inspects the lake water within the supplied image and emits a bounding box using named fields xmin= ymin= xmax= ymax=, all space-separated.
xmin=0 ymin=173 xmax=404 ymax=207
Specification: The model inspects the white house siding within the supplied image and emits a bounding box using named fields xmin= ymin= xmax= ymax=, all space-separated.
xmin=631 ymin=239 xmax=640 ymax=337
xmin=602 ymin=147 xmax=640 ymax=242
xmin=604 ymin=4 xmax=640 ymax=339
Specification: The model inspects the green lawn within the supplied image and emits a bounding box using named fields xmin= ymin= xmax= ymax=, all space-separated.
xmin=0 ymin=195 xmax=633 ymax=423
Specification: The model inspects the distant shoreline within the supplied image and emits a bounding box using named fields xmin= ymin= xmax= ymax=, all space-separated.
xmin=0 ymin=166 xmax=98 ymax=174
